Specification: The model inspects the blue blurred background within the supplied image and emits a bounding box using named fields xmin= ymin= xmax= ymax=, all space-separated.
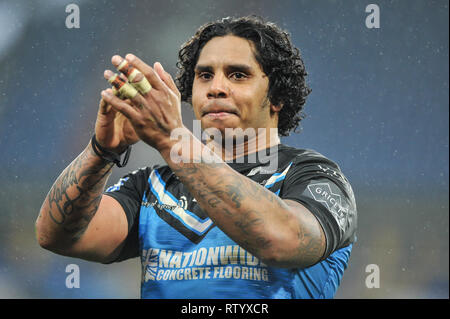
xmin=0 ymin=0 xmax=448 ymax=298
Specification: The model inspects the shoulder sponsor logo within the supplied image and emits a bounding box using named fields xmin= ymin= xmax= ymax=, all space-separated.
xmin=307 ymin=182 xmax=349 ymax=231
xmin=317 ymin=165 xmax=343 ymax=179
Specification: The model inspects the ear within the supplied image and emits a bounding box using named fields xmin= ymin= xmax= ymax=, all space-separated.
xmin=270 ymin=103 xmax=283 ymax=113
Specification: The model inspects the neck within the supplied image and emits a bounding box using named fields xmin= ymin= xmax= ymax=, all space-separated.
xmin=206 ymin=127 xmax=280 ymax=161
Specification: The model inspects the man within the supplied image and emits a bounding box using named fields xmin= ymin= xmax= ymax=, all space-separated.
xmin=36 ymin=16 xmax=357 ymax=298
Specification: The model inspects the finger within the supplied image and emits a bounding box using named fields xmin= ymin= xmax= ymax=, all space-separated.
xmin=104 ymin=70 xmax=127 ymax=99
xmin=98 ymin=97 xmax=113 ymax=114
xmin=105 ymin=70 xmax=153 ymax=113
xmin=112 ymin=55 xmax=145 ymax=84
xmin=153 ymin=62 xmax=179 ymax=97
xmin=112 ymin=56 xmax=152 ymax=96
xmin=124 ymin=53 xmax=166 ymax=91
xmin=105 ymin=71 xmax=151 ymax=110
xmin=106 ymin=68 xmax=128 ymax=82
xmin=101 ymin=89 xmax=140 ymax=120
xmin=104 ymin=70 xmax=128 ymax=89
xmin=105 ymin=71 xmax=140 ymax=101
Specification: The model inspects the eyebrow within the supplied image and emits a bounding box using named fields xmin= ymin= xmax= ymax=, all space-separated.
xmin=194 ymin=64 xmax=254 ymax=74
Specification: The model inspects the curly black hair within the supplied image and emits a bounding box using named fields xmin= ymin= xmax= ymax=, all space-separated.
xmin=175 ymin=15 xmax=311 ymax=137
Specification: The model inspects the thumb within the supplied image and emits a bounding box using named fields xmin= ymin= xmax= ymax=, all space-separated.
xmin=98 ymin=98 xmax=113 ymax=115
xmin=95 ymin=96 xmax=117 ymax=144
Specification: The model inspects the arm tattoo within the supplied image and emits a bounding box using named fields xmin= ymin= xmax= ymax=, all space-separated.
xmin=44 ymin=145 xmax=114 ymax=243
xmin=169 ymin=160 xmax=325 ymax=267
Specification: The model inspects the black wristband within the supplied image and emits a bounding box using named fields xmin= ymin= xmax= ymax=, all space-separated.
xmin=91 ymin=134 xmax=132 ymax=168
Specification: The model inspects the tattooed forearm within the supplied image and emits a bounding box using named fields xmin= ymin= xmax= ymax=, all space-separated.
xmin=171 ymin=162 xmax=275 ymax=257
xmin=37 ymin=143 xmax=114 ymax=246
xmin=166 ymin=155 xmax=324 ymax=268
xmin=158 ymin=133 xmax=325 ymax=268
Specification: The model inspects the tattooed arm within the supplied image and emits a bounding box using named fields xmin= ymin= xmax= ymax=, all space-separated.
xmin=161 ymin=133 xmax=326 ymax=269
xmin=36 ymin=96 xmax=139 ymax=262
xmin=35 ymin=142 xmax=130 ymax=262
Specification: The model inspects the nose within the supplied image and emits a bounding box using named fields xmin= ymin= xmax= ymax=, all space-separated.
xmin=207 ymin=73 xmax=228 ymax=99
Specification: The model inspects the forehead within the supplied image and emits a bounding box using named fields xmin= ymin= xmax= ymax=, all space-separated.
xmin=196 ymin=35 xmax=261 ymax=69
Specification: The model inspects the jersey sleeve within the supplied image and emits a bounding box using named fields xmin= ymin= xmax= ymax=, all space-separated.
xmin=279 ymin=159 xmax=357 ymax=261
xmin=102 ymin=167 xmax=151 ymax=263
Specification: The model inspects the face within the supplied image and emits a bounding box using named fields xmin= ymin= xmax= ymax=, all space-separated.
xmin=191 ymin=35 xmax=276 ymax=137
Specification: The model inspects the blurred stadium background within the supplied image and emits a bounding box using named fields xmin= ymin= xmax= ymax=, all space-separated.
xmin=0 ymin=0 xmax=448 ymax=298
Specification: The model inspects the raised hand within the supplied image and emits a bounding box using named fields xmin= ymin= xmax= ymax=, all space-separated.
xmin=101 ymin=54 xmax=184 ymax=152
xmin=95 ymin=86 xmax=140 ymax=155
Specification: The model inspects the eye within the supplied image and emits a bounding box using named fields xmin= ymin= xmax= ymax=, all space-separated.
xmin=198 ymin=72 xmax=213 ymax=80
xmin=230 ymin=72 xmax=247 ymax=80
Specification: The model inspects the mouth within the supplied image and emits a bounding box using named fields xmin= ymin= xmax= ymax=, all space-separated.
xmin=201 ymin=103 xmax=239 ymax=119
xmin=203 ymin=111 xmax=238 ymax=119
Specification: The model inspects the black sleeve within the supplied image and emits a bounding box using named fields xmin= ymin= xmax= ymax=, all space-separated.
xmin=279 ymin=160 xmax=357 ymax=260
xmin=102 ymin=167 xmax=151 ymax=263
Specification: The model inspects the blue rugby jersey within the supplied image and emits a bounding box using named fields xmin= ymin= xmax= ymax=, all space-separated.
xmin=103 ymin=144 xmax=357 ymax=298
